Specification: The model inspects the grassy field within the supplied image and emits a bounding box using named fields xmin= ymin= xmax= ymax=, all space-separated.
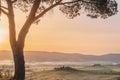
xmin=25 ymin=66 xmax=120 ymax=80
xmin=1 ymin=65 xmax=120 ymax=80
xmin=26 ymin=70 xmax=120 ymax=80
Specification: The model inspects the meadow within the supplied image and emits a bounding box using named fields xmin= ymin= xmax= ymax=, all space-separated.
xmin=1 ymin=64 xmax=120 ymax=80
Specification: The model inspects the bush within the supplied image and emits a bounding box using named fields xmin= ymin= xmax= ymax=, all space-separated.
xmin=117 ymin=77 xmax=120 ymax=80
xmin=54 ymin=66 xmax=78 ymax=71
xmin=0 ymin=72 xmax=2 ymax=78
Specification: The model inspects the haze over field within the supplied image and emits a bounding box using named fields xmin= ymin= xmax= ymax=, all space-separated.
xmin=0 ymin=51 xmax=120 ymax=65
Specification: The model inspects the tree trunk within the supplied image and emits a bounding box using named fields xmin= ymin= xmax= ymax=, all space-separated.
xmin=5 ymin=1 xmax=25 ymax=79
xmin=12 ymin=46 xmax=25 ymax=80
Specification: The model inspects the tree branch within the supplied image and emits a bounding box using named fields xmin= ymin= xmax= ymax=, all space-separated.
xmin=0 ymin=8 xmax=8 ymax=16
xmin=11 ymin=0 xmax=17 ymax=3
xmin=0 ymin=5 xmax=8 ymax=16
xmin=6 ymin=0 xmax=16 ymax=50
xmin=34 ymin=0 xmax=62 ymax=21
xmin=17 ymin=0 xmax=41 ymax=48
xmin=1 ymin=6 xmax=8 ymax=10
xmin=59 ymin=0 xmax=92 ymax=5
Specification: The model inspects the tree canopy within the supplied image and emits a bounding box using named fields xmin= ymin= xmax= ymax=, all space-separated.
xmin=0 ymin=0 xmax=118 ymax=20
xmin=0 ymin=0 xmax=118 ymax=80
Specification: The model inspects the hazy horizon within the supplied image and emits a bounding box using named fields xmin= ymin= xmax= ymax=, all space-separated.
xmin=0 ymin=51 xmax=120 ymax=66
xmin=0 ymin=50 xmax=120 ymax=55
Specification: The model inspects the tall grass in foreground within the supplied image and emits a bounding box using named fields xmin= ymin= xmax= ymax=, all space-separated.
xmin=0 ymin=70 xmax=13 ymax=80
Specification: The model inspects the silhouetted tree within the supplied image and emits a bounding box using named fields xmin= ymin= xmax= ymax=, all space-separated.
xmin=0 ymin=0 xmax=118 ymax=80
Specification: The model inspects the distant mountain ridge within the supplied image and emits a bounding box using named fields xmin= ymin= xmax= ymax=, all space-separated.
xmin=0 ymin=51 xmax=120 ymax=63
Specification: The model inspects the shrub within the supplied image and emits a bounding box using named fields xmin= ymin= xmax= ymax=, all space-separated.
xmin=0 ymin=72 xmax=2 ymax=78
xmin=117 ymin=77 xmax=120 ymax=80
xmin=54 ymin=66 xmax=78 ymax=71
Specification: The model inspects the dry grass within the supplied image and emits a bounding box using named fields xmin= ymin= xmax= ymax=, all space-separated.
xmin=26 ymin=69 xmax=120 ymax=80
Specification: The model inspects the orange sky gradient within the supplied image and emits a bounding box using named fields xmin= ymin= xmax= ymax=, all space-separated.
xmin=0 ymin=1 xmax=120 ymax=55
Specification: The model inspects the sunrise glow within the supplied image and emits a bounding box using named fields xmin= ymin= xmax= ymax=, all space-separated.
xmin=0 ymin=1 xmax=120 ymax=55
xmin=0 ymin=28 xmax=7 ymax=43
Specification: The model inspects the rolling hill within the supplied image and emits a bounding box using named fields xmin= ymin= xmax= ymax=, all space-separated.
xmin=0 ymin=51 xmax=120 ymax=64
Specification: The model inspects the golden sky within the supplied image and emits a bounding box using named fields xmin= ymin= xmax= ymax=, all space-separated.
xmin=0 ymin=1 xmax=120 ymax=55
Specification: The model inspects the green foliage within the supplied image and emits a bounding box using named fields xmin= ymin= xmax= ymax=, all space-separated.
xmin=54 ymin=66 xmax=78 ymax=71
xmin=60 ymin=0 xmax=118 ymax=19
xmin=13 ymin=0 xmax=62 ymax=12
xmin=6 ymin=0 xmax=118 ymax=19
xmin=117 ymin=77 xmax=120 ymax=80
